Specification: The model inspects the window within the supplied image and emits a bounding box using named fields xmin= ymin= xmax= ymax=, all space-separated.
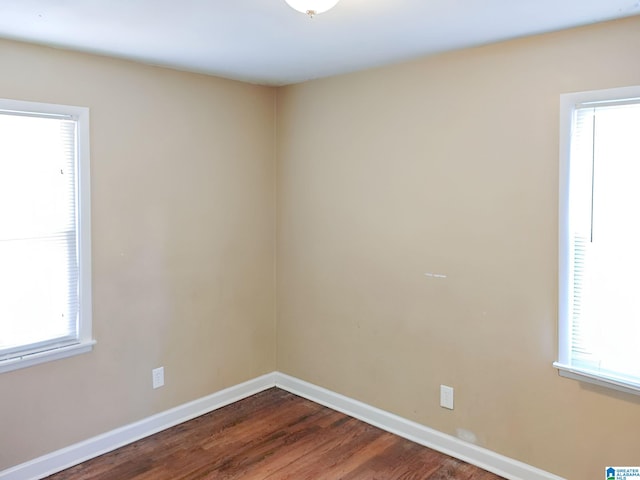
xmin=556 ymin=86 xmax=640 ymax=394
xmin=0 ymin=99 xmax=93 ymax=373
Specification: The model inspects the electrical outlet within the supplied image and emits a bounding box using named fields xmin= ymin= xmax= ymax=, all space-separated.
xmin=440 ymin=385 xmax=454 ymax=409
xmin=152 ymin=367 xmax=164 ymax=389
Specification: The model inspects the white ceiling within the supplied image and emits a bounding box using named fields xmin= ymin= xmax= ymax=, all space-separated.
xmin=0 ymin=0 xmax=638 ymax=86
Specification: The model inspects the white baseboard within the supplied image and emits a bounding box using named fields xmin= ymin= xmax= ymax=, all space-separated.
xmin=274 ymin=372 xmax=566 ymax=480
xmin=1 ymin=371 xmax=565 ymax=480
xmin=0 ymin=373 xmax=276 ymax=480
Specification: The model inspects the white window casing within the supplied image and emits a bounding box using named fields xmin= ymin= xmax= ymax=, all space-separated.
xmin=0 ymin=99 xmax=94 ymax=374
xmin=556 ymin=85 xmax=640 ymax=395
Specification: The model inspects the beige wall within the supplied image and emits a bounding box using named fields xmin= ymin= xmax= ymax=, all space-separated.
xmin=0 ymin=40 xmax=276 ymax=469
xmin=276 ymin=16 xmax=640 ymax=479
xmin=2 ymin=15 xmax=640 ymax=480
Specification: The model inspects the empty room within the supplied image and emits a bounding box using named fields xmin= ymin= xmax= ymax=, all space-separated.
xmin=1 ymin=1 xmax=639 ymax=479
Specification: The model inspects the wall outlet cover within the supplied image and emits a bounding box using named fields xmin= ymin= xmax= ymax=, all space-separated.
xmin=152 ymin=367 xmax=164 ymax=389
xmin=440 ymin=385 xmax=454 ymax=409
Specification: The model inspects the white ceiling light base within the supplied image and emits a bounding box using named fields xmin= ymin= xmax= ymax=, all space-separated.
xmin=285 ymin=0 xmax=340 ymax=17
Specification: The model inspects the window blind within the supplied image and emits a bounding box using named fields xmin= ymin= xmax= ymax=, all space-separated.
xmin=0 ymin=112 xmax=80 ymax=361
xmin=565 ymin=100 xmax=640 ymax=388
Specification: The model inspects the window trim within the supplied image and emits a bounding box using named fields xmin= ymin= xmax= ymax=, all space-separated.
xmin=0 ymin=98 xmax=94 ymax=374
xmin=555 ymin=85 xmax=640 ymax=395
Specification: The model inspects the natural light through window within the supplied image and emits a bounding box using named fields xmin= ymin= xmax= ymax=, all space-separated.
xmin=0 ymin=99 xmax=93 ymax=373
xmin=556 ymin=86 xmax=640 ymax=393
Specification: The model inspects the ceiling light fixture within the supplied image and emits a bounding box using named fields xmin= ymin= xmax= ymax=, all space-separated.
xmin=284 ymin=0 xmax=340 ymax=17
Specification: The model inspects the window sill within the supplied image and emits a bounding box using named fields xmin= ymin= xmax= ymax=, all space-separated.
xmin=553 ymin=362 xmax=640 ymax=396
xmin=0 ymin=340 xmax=96 ymax=374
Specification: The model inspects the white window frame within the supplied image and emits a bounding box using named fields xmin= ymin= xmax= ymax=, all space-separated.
xmin=0 ymin=98 xmax=94 ymax=374
xmin=555 ymin=85 xmax=640 ymax=395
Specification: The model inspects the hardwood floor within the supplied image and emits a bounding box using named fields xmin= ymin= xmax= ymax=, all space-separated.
xmin=46 ymin=388 xmax=504 ymax=480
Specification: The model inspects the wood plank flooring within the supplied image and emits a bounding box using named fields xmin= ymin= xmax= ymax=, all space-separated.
xmin=45 ymin=388 xmax=505 ymax=480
